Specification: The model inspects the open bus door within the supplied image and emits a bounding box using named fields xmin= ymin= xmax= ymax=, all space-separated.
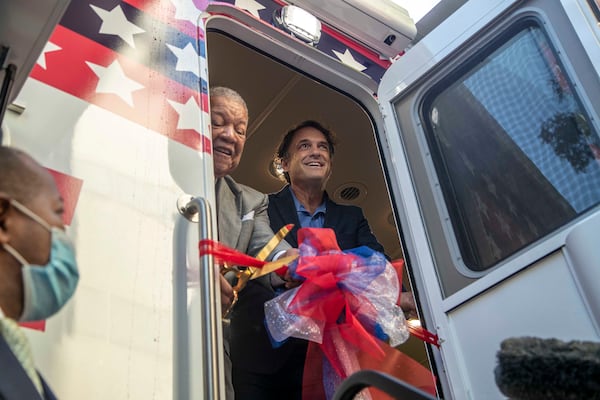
xmin=377 ymin=0 xmax=600 ymax=398
xmin=202 ymin=1 xmax=441 ymax=398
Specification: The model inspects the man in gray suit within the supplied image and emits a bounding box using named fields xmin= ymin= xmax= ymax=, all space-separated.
xmin=210 ymin=87 xmax=294 ymax=400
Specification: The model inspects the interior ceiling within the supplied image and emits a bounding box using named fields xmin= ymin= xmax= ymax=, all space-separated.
xmin=206 ymin=31 xmax=402 ymax=260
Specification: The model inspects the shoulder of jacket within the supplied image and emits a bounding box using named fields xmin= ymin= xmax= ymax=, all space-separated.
xmin=269 ymin=185 xmax=290 ymax=200
xmin=223 ymin=176 xmax=260 ymax=197
xmin=327 ymin=198 xmax=363 ymax=218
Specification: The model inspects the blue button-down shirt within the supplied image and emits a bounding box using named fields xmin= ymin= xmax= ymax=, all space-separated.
xmin=290 ymin=190 xmax=326 ymax=228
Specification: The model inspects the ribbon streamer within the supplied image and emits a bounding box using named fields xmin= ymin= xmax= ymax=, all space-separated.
xmin=199 ymin=227 xmax=439 ymax=396
xmin=264 ymin=228 xmax=439 ymax=398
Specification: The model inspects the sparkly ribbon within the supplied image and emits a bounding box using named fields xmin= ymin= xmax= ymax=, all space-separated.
xmin=263 ymin=228 xmax=401 ymax=397
xmin=199 ymin=226 xmax=438 ymax=396
xmin=264 ymin=228 xmax=437 ymax=399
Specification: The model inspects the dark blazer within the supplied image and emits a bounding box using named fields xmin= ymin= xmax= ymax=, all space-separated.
xmin=0 ymin=335 xmax=57 ymax=400
xmin=268 ymin=185 xmax=385 ymax=253
xmin=230 ymin=185 xmax=385 ymax=375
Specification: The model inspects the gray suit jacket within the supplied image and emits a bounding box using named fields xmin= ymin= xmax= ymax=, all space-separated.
xmin=216 ymin=176 xmax=289 ymax=259
xmin=216 ymin=176 xmax=290 ymax=400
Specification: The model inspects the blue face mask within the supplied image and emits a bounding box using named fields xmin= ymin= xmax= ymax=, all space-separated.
xmin=2 ymin=200 xmax=79 ymax=322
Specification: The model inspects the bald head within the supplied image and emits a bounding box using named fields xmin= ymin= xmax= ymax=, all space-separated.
xmin=0 ymin=146 xmax=46 ymax=205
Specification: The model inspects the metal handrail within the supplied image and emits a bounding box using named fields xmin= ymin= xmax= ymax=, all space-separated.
xmin=174 ymin=196 xmax=224 ymax=400
xmin=332 ymin=370 xmax=436 ymax=400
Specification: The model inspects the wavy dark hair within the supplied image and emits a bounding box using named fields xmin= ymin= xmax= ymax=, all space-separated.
xmin=275 ymin=120 xmax=337 ymax=183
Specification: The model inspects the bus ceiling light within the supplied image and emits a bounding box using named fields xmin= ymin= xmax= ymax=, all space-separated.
xmin=283 ymin=0 xmax=416 ymax=58
xmin=273 ymin=5 xmax=322 ymax=46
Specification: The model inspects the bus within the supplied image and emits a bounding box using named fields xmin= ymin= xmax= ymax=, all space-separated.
xmin=1 ymin=0 xmax=599 ymax=398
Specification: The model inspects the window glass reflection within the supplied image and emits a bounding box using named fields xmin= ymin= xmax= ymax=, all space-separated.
xmin=423 ymin=22 xmax=600 ymax=270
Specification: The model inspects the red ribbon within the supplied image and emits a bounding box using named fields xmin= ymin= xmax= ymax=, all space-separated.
xmin=409 ymin=325 xmax=440 ymax=348
xmin=199 ymin=239 xmax=268 ymax=268
xmin=287 ymin=229 xmax=386 ymax=377
xmin=200 ymin=229 xmax=439 ymax=396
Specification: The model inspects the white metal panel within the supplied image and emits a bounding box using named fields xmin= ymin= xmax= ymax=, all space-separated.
xmin=561 ymin=0 xmax=600 ymax=79
xmin=377 ymin=1 xmax=521 ymax=397
xmin=564 ymin=212 xmax=600 ymax=334
xmin=7 ymin=78 xmax=208 ymax=399
xmin=447 ymin=250 xmax=599 ymax=399
xmin=378 ymin=0 xmax=517 ymax=101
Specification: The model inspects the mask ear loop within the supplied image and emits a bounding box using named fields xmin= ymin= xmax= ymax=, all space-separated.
xmin=9 ymin=199 xmax=52 ymax=232
xmin=2 ymin=243 xmax=29 ymax=266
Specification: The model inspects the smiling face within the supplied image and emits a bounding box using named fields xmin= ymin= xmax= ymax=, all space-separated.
xmin=210 ymin=95 xmax=248 ymax=179
xmin=281 ymin=126 xmax=332 ymax=188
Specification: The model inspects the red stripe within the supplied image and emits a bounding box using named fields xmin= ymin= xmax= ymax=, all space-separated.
xmin=322 ymin=25 xmax=391 ymax=69
xmin=48 ymin=169 xmax=83 ymax=227
xmin=20 ymin=321 xmax=46 ymax=332
xmin=31 ymin=26 xmax=211 ymax=153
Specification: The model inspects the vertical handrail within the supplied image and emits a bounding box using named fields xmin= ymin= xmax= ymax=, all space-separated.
xmin=173 ymin=211 xmax=190 ymax=399
xmin=174 ymin=196 xmax=224 ymax=400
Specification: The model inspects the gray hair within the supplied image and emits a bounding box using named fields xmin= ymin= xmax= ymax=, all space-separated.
xmin=209 ymin=86 xmax=248 ymax=116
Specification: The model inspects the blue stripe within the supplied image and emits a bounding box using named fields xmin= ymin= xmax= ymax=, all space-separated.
xmin=60 ymin=0 xmax=207 ymax=92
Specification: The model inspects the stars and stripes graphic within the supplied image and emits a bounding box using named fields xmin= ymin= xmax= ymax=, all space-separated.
xmin=30 ymin=0 xmax=389 ymax=157
xmin=217 ymin=0 xmax=390 ymax=81
xmin=30 ymin=0 xmax=211 ymax=154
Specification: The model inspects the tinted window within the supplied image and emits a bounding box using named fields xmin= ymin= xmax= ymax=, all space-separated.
xmin=422 ymin=20 xmax=600 ymax=270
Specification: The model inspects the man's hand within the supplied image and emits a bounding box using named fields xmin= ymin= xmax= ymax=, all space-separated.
xmin=400 ymin=290 xmax=418 ymax=320
xmin=282 ymin=248 xmax=299 ymax=259
xmin=220 ymin=273 xmax=234 ymax=310
xmin=280 ymin=248 xmax=302 ymax=289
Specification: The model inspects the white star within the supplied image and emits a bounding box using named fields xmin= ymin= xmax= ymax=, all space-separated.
xmin=86 ymin=60 xmax=145 ymax=107
xmin=332 ymin=49 xmax=367 ymax=72
xmin=166 ymin=42 xmax=201 ymax=77
xmin=167 ymin=97 xmax=202 ymax=132
xmin=234 ymin=0 xmax=265 ymax=18
xmin=169 ymin=0 xmax=202 ymax=26
xmin=90 ymin=4 xmax=145 ymax=48
xmin=36 ymin=42 xmax=62 ymax=69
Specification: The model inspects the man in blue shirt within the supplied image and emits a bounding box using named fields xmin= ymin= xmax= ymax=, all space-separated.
xmin=268 ymin=120 xmax=385 ymax=254
xmin=230 ymin=120 xmax=410 ymax=400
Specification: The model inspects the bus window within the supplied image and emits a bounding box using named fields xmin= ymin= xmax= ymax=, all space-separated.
xmin=421 ymin=19 xmax=600 ymax=271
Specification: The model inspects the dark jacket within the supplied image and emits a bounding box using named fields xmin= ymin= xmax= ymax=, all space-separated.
xmin=229 ymin=185 xmax=385 ymax=374
xmin=0 ymin=335 xmax=57 ymax=400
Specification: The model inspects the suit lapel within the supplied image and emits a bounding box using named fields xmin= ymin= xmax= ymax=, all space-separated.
xmin=323 ymin=193 xmax=340 ymax=229
xmin=273 ymin=186 xmax=301 ymax=247
xmin=216 ymin=177 xmax=242 ymax=249
xmin=40 ymin=376 xmax=56 ymax=400
xmin=0 ymin=335 xmax=43 ymax=399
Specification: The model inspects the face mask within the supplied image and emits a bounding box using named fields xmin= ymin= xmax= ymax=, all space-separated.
xmin=2 ymin=200 xmax=79 ymax=322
